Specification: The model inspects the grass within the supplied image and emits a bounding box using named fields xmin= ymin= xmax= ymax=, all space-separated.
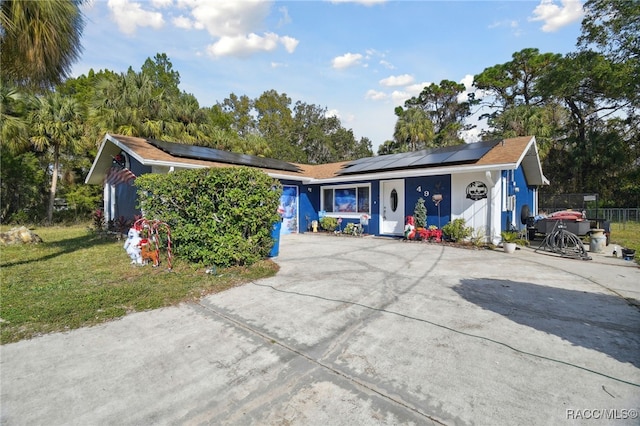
xmin=0 ymin=224 xmax=278 ymax=344
xmin=609 ymin=221 xmax=640 ymax=263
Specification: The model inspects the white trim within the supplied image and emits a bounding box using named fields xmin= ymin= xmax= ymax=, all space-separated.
xmin=139 ymin=159 xmax=209 ymax=169
xmin=267 ymin=172 xmax=312 ymax=183
xmin=85 ymin=135 xmax=109 ymax=184
xmin=515 ymin=136 xmax=550 ymax=186
xmin=312 ymin=163 xmax=516 ymax=184
xmin=320 ymin=183 xmax=371 ymax=218
xmin=104 ymin=134 xmax=146 ymax=165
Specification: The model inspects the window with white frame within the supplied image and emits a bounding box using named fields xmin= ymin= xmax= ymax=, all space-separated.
xmin=321 ymin=184 xmax=370 ymax=216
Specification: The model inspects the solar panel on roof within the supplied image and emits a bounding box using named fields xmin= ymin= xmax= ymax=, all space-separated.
xmin=148 ymin=139 xmax=301 ymax=173
xmin=338 ymin=140 xmax=500 ymax=175
xmin=445 ymin=147 xmax=494 ymax=163
xmin=339 ymin=162 xmax=376 ymax=174
xmin=345 ymin=156 xmax=380 ymax=166
xmin=383 ymin=155 xmax=427 ymax=169
xmin=408 ymin=151 xmax=456 ymax=167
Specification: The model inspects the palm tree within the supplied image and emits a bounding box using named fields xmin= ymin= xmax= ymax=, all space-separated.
xmin=30 ymin=91 xmax=83 ymax=224
xmin=90 ymin=70 xmax=161 ymax=138
xmin=394 ymin=108 xmax=434 ymax=151
xmin=1 ymin=0 xmax=86 ymax=90
xmin=0 ymin=83 xmax=31 ymax=152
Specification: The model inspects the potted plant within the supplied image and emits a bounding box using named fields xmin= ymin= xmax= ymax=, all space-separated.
xmin=501 ymin=230 xmax=528 ymax=253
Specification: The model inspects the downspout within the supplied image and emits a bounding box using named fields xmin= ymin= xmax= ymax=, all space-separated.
xmin=485 ymin=170 xmax=498 ymax=244
xmin=104 ymin=184 xmax=116 ymax=224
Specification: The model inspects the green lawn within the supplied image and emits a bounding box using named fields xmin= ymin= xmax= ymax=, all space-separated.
xmin=609 ymin=221 xmax=640 ymax=263
xmin=0 ymin=225 xmax=278 ymax=344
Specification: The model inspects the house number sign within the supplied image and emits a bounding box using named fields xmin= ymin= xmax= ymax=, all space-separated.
xmin=415 ymin=186 xmax=430 ymax=197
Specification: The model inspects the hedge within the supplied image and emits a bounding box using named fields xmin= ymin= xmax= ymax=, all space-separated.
xmin=136 ymin=167 xmax=282 ymax=267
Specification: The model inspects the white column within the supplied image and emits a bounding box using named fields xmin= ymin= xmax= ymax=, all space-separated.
xmin=103 ymin=184 xmax=116 ymax=223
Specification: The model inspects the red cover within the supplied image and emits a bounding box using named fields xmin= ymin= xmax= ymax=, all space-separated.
xmin=549 ymin=210 xmax=585 ymax=221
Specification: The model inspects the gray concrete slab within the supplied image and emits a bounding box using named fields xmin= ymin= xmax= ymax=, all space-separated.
xmin=2 ymin=234 xmax=639 ymax=425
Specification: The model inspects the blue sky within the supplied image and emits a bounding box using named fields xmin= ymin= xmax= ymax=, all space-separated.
xmin=74 ymin=0 xmax=585 ymax=151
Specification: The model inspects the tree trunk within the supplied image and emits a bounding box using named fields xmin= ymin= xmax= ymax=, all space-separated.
xmin=47 ymin=144 xmax=59 ymax=225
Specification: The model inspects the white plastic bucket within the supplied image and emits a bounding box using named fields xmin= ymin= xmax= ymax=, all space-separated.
xmin=589 ymin=229 xmax=606 ymax=253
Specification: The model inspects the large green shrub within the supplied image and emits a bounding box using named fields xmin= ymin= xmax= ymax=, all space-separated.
xmin=442 ymin=218 xmax=472 ymax=242
xmin=136 ymin=167 xmax=282 ymax=267
xmin=320 ymin=216 xmax=338 ymax=231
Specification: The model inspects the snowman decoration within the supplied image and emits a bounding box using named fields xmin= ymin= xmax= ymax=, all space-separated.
xmin=123 ymin=227 xmax=143 ymax=264
xmin=404 ymin=216 xmax=416 ymax=240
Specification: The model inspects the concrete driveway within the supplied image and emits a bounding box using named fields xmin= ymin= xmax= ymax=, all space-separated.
xmin=2 ymin=234 xmax=639 ymax=425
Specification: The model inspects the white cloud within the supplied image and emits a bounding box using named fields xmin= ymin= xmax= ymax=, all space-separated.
xmin=405 ymin=82 xmax=430 ymax=97
xmin=488 ymin=19 xmax=519 ymax=30
xmin=172 ymin=15 xmax=193 ymax=29
xmin=488 ymin=19 xmax=523 ymax=37
xmin=175 ymin=0 xmax=271 ymax=38
xmin=460 ymin=74 xmax=474 ymax=89
xmin=461 ymin=126 xmax=482 ymax=143
xmin=379 ymin=74 xmax=414 ymax=87
xmin=379 ymin=60 xmax=395 ymax=70
xmin=171 ymin=1 xmax=296 ymax=57
xmin=207 ymin=32 xmax=298 ymax=57
xmin=280 ymin=36 xmax=299 ymax=53
xmin=332 ymin=53 xmax=363 ymax=69
xmin=278 ymin=6 xmax=291 ymax=27
xmin=325 ymin=109 xmax=340 ymax=118
xmin=457 ymin=74 xmax=491 ymax=103
xmin=150 ymin=0 xmax=172 ymax=8
xmin=364 ymin=48 xmax=385 ymax=59
xmin=458 ymin=74 xmax=475 ymax=103
xmin=458 ymin=74 xmax=492 ymax=141
xmin=391 ymin=90 xmax=410 ymax=105
xmin=529 ymin=0 xmax=583 ymax=32
xmin=271 ymin=61 xmax=287 ymax=68
xmin=365 ymin=89 xmax=387 ymax=101
xmin=107 ymin=0 xmax=165 ymax=35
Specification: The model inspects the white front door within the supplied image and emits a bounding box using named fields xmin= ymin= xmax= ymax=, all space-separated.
xmin=380 ymin=179 xmax=405 ymax=235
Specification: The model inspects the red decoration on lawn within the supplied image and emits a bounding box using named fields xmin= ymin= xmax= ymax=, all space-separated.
xmin=133 ymin=218 xmax=173 ymax=270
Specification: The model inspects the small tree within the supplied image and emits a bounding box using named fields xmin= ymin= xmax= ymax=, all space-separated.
xmin=414 ymin=198 xmax=427 ymax=229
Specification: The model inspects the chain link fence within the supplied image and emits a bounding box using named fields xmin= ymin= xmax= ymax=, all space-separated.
xmin=540 ymin=193 xmax=639 ymax=223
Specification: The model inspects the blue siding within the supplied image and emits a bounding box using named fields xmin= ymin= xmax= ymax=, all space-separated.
xmin=279 ymin=180 xmax=319 ymax=233
xmin=502 ymin=166 xmax=537 ymax=232
xmin=404 ymin=175 xmax=451 ymax=229
xmin=115 ymin=158 xmax=151 ymax=219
